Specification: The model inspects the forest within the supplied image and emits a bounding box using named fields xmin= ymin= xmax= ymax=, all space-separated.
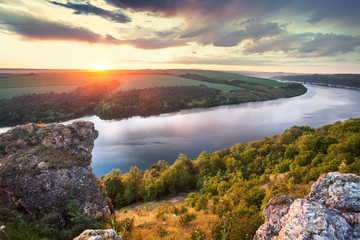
xmin=98 ymin=118 xmax=360 ymax=239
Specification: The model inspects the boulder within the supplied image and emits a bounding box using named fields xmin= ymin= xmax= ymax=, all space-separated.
xmin=254 ymin=172 xmax=360 ymax=240
xmin=0 ymin=121 xmax=108 ymax=220
xmin=74 ymin=229 xmax=121 ymax=240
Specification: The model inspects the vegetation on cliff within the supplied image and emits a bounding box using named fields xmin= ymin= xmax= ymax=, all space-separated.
xmin=101 ymin=118 xmax=360 ymax=239
xmin=1 ymin=118 xmax=358 ymax=239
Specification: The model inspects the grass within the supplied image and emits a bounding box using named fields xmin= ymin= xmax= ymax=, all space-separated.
xmin=0 ymin=69 xmax=288 ymax=99
xmin=0 ymin=86 xmax=78 ymax=99
xmin=169 ymin=70 xmax=286 ymax=87
xmin=115 ymin=74 xmax=242 ymax=92
xmin=117 ymin=196 xmax=217 ymax=240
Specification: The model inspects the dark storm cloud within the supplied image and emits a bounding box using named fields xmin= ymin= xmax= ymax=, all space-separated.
xmin=49 ymin=1 xmax=131 ymax=23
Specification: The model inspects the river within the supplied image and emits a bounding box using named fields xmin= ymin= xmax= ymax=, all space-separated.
xmin=1 ymin=85 xmax=360 ymax=176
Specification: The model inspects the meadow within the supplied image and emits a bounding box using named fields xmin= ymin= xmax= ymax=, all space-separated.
xmin=116 ymin=74 xmax=242 ymax=91
xmin=169 ymin=70 xmax=286 ymax=87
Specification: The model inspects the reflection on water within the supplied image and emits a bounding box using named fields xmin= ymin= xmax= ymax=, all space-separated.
xmin=1 ymin=85 xmax=360 ymax=176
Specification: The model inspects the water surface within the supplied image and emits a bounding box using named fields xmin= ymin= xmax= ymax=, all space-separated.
xmin=1 ymin=85 xmax=359 ymax=176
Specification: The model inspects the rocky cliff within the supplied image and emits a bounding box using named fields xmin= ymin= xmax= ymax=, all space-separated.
xmin=0 ymin=121 xmax=108 ymax=223
xmin=254 ymin=172 xmax=360 ymax=240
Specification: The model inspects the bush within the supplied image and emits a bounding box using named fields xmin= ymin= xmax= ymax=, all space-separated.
xmin=179 ymin=212 xmax=196 ymax=227
xmin=115 ymin=217 xmax=134 ymax=240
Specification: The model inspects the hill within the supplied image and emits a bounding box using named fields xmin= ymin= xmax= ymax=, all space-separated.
xmin=0 ymin=69 xmax=306 ymax=127
xmin=0 ymin=118 xmax=359 ymax=239
xmin=99 ymin=118 xmax=360 ymax=239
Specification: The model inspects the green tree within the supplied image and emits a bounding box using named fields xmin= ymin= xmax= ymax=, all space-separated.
xmin=101 ymin=169 xmax=126 ymax=208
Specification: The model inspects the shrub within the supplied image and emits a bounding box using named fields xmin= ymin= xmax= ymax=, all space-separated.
xmin=179 ymin=212 xmax=196 ymax=227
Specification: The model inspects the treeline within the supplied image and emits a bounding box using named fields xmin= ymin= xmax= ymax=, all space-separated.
xmin=277 ymin=74 xmax=360 ymax=89
xmin=102 ymin=118 xmax=360 ymax=239
xmin=0 ymin=82 xmax=217 ymax=127
xmin=0 ymin=79 xmax=306 ymax=127
xmin=95 ymin=85 xmax=219 ymax=119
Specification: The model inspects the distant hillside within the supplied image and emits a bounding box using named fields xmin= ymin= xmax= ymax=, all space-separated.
xmin=0 ymin=69 xmax=306 ymax=127
xmin=276 ymin=74 xmax=360 ymax=90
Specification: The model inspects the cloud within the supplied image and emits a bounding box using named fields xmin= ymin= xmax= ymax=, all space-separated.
xmin=213 ymin=21 xmax=285 ymax=47
xmin=105 ymin=0 xmax=360 ymax=26
xmin=298 ymin=33 xmax=360 ymax=57
xmin=243 ymin=32 xmax=360 ymax=57
xmin=48 ymin=1 xmax=131 ymax=23
xmin=0 ymin=8 xmax=111 ymax=42
xmin=0 ymin=8 xmax=187 ymax=49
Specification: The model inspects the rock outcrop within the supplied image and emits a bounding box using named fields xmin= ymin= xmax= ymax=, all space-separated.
xmin=0 ymin=121 xmax=108 ymax=221
xmin=74 ymin=229 xmax=121 ymax=240
xmin=254 ymin=172 xmax=360 ymax=240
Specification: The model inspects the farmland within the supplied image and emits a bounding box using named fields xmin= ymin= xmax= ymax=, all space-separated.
xmin=116 ymin=74 xmax=242 ymax=91
xmin=168 ymin=70 xmax=286 ymax=87
xmin=0 ymin=69 xmax=307 ymax=126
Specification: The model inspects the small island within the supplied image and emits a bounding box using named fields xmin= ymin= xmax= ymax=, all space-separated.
xmin=0 ymin=69 xmax=307 ymax=127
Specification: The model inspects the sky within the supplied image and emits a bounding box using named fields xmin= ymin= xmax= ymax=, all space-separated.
xmin=0 ymin=0 xmax=359 ymax=73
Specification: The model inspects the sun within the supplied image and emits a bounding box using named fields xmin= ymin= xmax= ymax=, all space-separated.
xmin=93 ymin=62 xmax=110 ymax=71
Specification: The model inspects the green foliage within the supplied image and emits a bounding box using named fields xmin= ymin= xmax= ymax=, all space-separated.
xmin=172 ymin=205 xmax=188 ymax=216
xmin=124 ymin=166 xmax=145 ymax=204
xmin=99 ymin=118 xmax=360 ymax=239
xmin=101 ymin=169 xmax=126 ymax=208
xmin=194 ymin=195 xmax=208 ymax=211
xmin=161 ymin=154 xmax=196 ymax=194
xmin=179 ymin=212 xmax=197 ymax=227
xmin=66 ymin=200 xmax=105 ymax=236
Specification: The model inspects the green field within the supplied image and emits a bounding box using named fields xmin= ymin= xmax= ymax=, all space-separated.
xmin=0 ymin=69 xmax=289 ymax=99
xmin=169 ymin=70 xmax=286 ymax=87
xmin=0 ymin=86 xmax=78 ymax=99
xmin=116 ymin=74 xmax=242 ymax=91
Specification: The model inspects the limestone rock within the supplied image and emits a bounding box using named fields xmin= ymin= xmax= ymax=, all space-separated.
xmin=74 ymin=229 xmax=121 ymax=240
xmin=254 ymin=195 xmax=296 ymax=240
xmin=308 ymin=172 xmax=360 ymax=212
xmin=254 ymin=172 xmax=360 ymax=240
xmin=0 ymin=121 xmax=107 ymax=220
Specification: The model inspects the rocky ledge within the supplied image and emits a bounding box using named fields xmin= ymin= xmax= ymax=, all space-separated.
xmin=254 ymin=172 xmax=360 ymax=240
xmin=0 ymin=121 xmax=108 ymax=223
xmin=74 ymin=229 xmax=121 ymax=240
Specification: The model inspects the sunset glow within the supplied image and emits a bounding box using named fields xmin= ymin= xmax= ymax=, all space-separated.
xmin=93 ymin=63 xmax=110 ymax=71
xmin=0 ymin=0 xmax=359 ymax=73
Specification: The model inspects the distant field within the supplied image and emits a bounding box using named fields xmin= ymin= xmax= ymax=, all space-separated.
xmin=0 ymin=86 xmax=78 ymax=99
xmin=0 ymin=72 xmax=100 ymax=98
xmin=115 ymin=74 xmax=242 ymax=91
xmin=169 ymin=70 xmax=286 ymax=87
xmin=0 ymin=72 xmax=98 ymax=88
xmin=0 ymin=69 xmax=286 ymax=99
